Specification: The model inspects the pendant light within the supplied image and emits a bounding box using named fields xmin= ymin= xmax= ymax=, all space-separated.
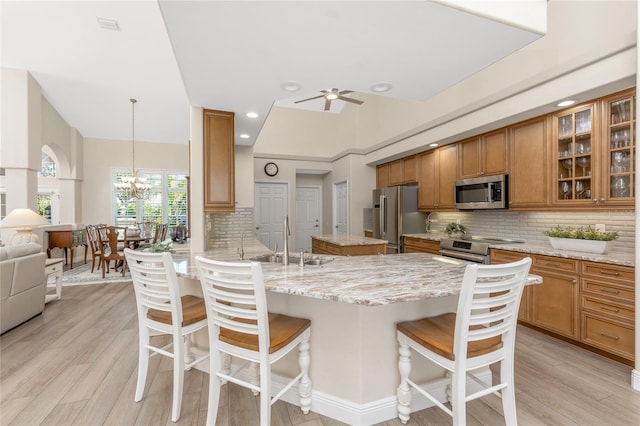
xmin=114 ymin=98 xmax=151 ymax=202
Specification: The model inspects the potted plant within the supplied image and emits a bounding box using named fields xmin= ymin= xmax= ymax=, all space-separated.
xmin=444 ymin=222 xmax=467 ymax=237
xmin=148 ymin=240 xmax=176 ymax=253
xmin=543 ymin=225 xmax=618 ymax=254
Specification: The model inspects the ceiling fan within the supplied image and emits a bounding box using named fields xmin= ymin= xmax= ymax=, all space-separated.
xmin=294 ymin=88 xmax=364 ymax=111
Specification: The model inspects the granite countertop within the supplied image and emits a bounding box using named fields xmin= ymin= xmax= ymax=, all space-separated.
xmin=403 ymin=233 xmax=635 ymax=267
xmin=311 ymin=234 xmax=387 ymax=246
xmin=173 ymin=239 xmax=541 ymax=306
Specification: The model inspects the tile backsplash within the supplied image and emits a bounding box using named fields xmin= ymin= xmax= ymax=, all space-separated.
xmin=205 ymin=207 xmax=255 ymax=249
xmin=426 ymin=210 xmax=635 ymax=253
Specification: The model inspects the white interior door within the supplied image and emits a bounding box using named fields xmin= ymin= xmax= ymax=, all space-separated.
xmin=254 ymin=182 xmax=288 ymax=251
xmin=295 ymin=186 xmax=320 ymax=251
xmin=333 ymin=180 xmax=348 ymax=234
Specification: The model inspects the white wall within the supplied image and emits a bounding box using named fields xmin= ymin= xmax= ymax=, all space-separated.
xmin=82 ymin=137 xmax=188 ymax=225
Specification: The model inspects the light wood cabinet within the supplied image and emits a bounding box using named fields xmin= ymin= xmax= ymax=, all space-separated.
xmin=491 ymin=249 xmax=635 ymax=363
xmin=580 ymin=261 xmax=635 ymax=361
xmin=311 ymin=238 xmax=385 ymax=256
xmin=389 ymin=160 xmax=404 ymax=186
xmin=599 ymin=89 xmax=636 ymax=207
xmin=551 ymin=89 xmax=635 ymax=209
xmin=490 ymin=249 xmax=532 ymax=322
xmin=383 ymin=156 xmax=418 ymax=187
xmin=418 ymin=144 xmax=457 ymax=211
xmin=458 ymin=129 xmax=507 ymax=179
xmin=203 ymin=109 xmax=235 ymax=212
xmin=403 ymin=236 xmax=440 ymax=255
xmin=552 ymin=102 xmax=597 ymax=207
xmin=508 ymin=117 xmax=551 ymax=209
xmin=376 ymin=164 xmax=390 ymax=189
xmin=530 ymin=255 xmax=580 ymax=340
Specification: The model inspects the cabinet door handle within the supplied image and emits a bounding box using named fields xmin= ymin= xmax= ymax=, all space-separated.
xmin=599 ymin=331 xmax=620 ymax=340
xmin=600 ymin=306 xmax=620 ymax=313
xmin=571 ymin=279 xmax=577 ymax=284
xmin=600 ymin=287 xmax=620 ymax=294
xmin=599 ymin=270 xmax=620 ymax=276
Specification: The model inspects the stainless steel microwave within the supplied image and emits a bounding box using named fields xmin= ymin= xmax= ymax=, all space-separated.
xmin=454 ymin=175 xmax=508 ymax=210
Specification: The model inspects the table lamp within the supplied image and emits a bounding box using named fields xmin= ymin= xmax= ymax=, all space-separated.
xmin=0 ymin=208 xmax=49 ymax=245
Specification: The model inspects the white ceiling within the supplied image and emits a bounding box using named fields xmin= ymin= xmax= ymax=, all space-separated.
xmin=1 ymin=1 xmax=543 ymax=146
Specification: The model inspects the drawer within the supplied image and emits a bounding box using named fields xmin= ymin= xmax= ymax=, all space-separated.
xmin=533 ymin=254 xmax=579 ymax=273
xmin=404 ymin=237 xmax=439 ymax=250
xmin=45 ymin=261 xmax=63 ymax=275
xmin=582 ymin=277 xmax=634 ymax=303
xmin=581 ymin=295 xmax=634 ymax=322
xmin=490 ymin=249 xmax=527 ymax=264
xmin=582 ymin=261 xmax=634 ymax=282
xmin=581 ymin=313 xmax=635 ymax=360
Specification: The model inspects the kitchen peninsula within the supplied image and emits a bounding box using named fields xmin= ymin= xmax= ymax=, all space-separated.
xmin=173 ymin=239 xmax=541 ymax=425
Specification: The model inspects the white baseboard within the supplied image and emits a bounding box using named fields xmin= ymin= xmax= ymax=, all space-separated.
xmin=191 ymin=352 xmax=493 ymax=426
xmin=632 ymin=369 xmax=640 ymax=391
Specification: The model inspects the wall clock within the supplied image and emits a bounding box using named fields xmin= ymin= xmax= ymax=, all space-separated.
xmin=264 ymin=162 xmax=279 ymax=176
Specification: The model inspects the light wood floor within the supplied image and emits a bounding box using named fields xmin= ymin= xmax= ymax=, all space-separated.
xmin=1 ymin=281 xmax=639 ymax=426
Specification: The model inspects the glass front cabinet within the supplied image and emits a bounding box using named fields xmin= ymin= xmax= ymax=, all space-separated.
xmin=553 ymin=88 xmax=635 ymax=208
xmin=602 ymin=90 xmax=635 ymax=206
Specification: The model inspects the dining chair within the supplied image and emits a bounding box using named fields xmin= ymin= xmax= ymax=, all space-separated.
xmin=154 ymin=223 xmax=168 ymax=244
xmin=396 ymin=257 xmax=532 ymax=425
xmin=85 ymin=225 xmax=103 ymax=273
xmin=97 ymin=226 xmax=128 ymax=278
xmin=194 ymin=257 xmax=312 ymax=426
xmin=124 ymin=249 xmax=209 ymax=422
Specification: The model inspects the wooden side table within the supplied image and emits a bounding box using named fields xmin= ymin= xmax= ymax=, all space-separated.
xmin=45 ymin=258 xmax=64 ymax=303
xmin=47 ymin=230 xmax=87 ymax=269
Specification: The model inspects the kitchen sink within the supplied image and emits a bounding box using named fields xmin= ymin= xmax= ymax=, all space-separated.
xmin=249 ymin=254 xmax=334 ymax=266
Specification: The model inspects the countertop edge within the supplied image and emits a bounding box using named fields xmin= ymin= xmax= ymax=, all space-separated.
xmin=402 ymin=233 xmax=635 ymax=267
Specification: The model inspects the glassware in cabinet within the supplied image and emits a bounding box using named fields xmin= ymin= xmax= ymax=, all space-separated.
xmin=555 ymin=106 xmax=593 ymax=202
xmin=606 ymin=94 xmax=635 ymax=200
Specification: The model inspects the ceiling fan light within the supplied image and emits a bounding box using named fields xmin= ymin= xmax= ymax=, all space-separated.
xmin=325 ymin=93 xmax=338 ymax=100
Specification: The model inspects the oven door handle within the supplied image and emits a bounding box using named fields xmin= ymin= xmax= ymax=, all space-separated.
xmin=439 ymin=249 xmax=489 ymax=264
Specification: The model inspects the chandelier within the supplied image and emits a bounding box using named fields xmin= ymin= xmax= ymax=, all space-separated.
xmin=114 ymin=98 xmax=151 ymax=202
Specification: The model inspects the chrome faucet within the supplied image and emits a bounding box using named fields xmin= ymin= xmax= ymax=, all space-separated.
xmin=237 ymin=229 xmax=249 ymax=260
xmin=282 ymin=215 xmax=290 ymax=265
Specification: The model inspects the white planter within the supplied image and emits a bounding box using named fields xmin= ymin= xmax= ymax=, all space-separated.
xmin=548 ymin=237 xmax=612 ymax=254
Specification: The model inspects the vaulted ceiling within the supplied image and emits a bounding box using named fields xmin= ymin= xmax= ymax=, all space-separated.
xmin=1 ymin=1 xmax=545 ymax=146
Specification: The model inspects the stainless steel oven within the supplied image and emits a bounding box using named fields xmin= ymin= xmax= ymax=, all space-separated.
xmin=439 ymin=238 xmax=491 ymax=264
xmin=439 ymin=236 xmax=525 ymax=264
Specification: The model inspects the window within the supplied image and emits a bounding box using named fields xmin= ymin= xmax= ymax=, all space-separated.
xmin=37 ymin=194 xmax=52 ymax=223
xmin=39 ymin=152 xmax=57 ymax=177
xmin=113 ymin=169 xmax=188 ymax=231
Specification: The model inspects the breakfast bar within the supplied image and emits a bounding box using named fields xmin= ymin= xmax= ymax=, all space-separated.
xmin=172 ymin=241 xmax=541 ymax=425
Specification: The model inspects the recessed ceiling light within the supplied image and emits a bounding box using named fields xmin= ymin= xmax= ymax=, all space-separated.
xmin=97 ymin=17 xmax=120 ymax=31
xmin=557 ymin=100 xmax=575 ymax=107
xmin=429 ymin=143 xmax=438 ymax=147
xmin=370 ymin=82 xmax=392 ymax=93
xmin=239 ymin=134 xmax=250 ymax=139
xmin=280 ymin=81 xmax=301 ymax=92
xmin=246 ymin=112 xmax=259 ymax=118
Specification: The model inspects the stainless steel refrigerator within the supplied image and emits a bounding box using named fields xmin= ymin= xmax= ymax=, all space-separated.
xmin=372 ymin=185 xmax=427 ymax=254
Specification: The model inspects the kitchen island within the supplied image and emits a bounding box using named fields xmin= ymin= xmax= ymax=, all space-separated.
xmin=173 ymin=241 xmax=541 ymax=425
xmin=311 ymin=234 xmax=387 ymax=256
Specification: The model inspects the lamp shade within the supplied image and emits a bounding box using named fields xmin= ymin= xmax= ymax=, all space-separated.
xmin=0 ymin=208 xmax=49 ymax=228
xmin=0 ymin=208 xmax=49 ymax=245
